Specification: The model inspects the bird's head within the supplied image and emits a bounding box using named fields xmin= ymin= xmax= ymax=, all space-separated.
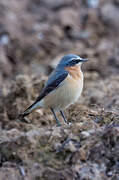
xmin=57 ymin=54 xmax=88 ymax=69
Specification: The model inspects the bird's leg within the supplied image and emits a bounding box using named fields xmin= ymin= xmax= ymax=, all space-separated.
xmin=60 ymin=110 xmax=68 ymax=124
xmin=51 ymin=108 xmax=61 ymax=126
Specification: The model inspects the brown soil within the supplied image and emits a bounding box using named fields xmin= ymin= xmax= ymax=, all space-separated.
xmin=0 ymin=0 xmax=119 ymax=179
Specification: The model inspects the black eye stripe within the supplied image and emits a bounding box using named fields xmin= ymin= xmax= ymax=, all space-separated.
xmin=66 ymin=58 xmax=80 ymax=66
xmin=72 ymin=59 xmax=80 ymax=63
xmin=73 ymin=59 xmax=79 ymax=62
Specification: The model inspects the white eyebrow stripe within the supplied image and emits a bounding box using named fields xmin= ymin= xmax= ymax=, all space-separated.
xmin=70 ymin=57 xmax=81 ymax=61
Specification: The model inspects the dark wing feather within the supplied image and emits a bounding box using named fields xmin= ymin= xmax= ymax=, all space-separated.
xmin=19 ymin=70 xmax=68 ymax=118
xmin=35 ymin=70 xmax=68 ymax=102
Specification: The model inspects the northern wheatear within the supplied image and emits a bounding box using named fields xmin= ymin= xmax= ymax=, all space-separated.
xmin=20 ymin=54 xmax=88 ymax=126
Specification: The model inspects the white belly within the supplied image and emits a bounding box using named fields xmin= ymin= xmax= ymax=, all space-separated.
xmin=43 ymin=74 xmax=83 ymax=110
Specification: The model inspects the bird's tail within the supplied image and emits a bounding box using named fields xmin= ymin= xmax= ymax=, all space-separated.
xmin=19 ymin=100 xmax=42 ymax=118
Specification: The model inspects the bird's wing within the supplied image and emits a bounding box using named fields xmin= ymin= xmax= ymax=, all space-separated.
xmin=35 ymin=70 xmax=68 ymax=102
xmin=19 ymin=70 xmax=68 ymax=118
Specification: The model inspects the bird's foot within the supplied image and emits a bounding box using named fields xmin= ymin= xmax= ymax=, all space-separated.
xmin=56 ymin=122 xmax=62 ymax=127
xmin=64 ymin=122 xmax=72 ymax=126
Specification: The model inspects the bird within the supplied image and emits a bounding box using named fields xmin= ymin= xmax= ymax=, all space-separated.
xmin=19 ymin=54 xmax=88 ymax=126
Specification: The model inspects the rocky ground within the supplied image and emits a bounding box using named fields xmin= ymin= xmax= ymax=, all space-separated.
xmin=0 ymin=0 xmax=119 ymax=179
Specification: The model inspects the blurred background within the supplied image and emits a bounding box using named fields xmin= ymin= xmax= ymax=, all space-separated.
xmin=0 ymin=0 xmax=119 ymax=109
xmin=0 ymin=0 xmax=119 ymax=179
xmin=0 ymin=0 xmax=119 ymax=79
xmin=0 ymin=0 xmax=119 ymax=114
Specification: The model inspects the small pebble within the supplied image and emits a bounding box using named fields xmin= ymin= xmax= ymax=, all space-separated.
xmin=80 ymin=131 xmax=90 ymax=139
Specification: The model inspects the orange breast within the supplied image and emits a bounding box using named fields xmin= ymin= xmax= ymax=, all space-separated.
xmin=65 ymin=65 xmax=82 ymax=80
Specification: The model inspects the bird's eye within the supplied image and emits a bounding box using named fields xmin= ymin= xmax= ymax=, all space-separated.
xmin=72 ymin=59 xmax=80 ymax=64
xmin=66 ymin=58 xmax=81 ymax=66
